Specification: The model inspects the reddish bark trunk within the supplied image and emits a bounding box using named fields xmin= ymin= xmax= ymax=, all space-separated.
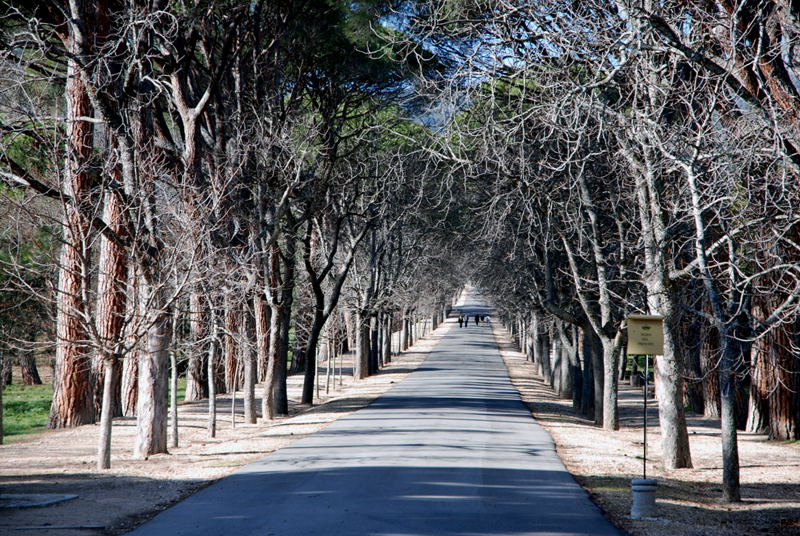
xmin=254 ymin=292 xmax=270 ymax=383
xmin=224 ymin=301 xmax=240 ymax=392
xmin=94 ymin=185 xmax=128 ymax=418
xmin=49 ymin=11 xmax=96 ymax=428
xmin=184 ymin=290 xmax=208 ymax=401
xmin=749 ymin=296 xmax=799 ymax=440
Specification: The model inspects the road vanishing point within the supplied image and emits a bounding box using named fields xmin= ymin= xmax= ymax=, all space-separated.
xmin=127 ymin=288 xmax=622 ymax=536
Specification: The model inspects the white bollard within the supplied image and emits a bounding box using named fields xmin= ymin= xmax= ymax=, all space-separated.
xmin=630 ymin=478 xmax=658 ymax=519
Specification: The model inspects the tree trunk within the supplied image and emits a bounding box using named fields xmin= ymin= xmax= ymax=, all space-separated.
xmin=270 ymin=239 xmax=293 ymax=417
xmin=121 ymin=352 xmax=138 ymax=416
xmin=274 ymin=296 xmax=291 ymax=416
xmin=184 ymin=290 xmax=208 ymax=402
xmin=369 ymin=315 xmax=379 ymax=376
xmin=634 ymin=161 xmax=693 ymax=468
xmin=749 ymin=296 xmax=798 ymax=440
xmin=207 ymin=310 xmax=218 ymax=438
xmin=747 ymin=300 xmax=771 ymax=434
xmin=254 ymin=292 xmax=270 ymax=383
xmin=588 ymin=329 xmax=604 ymax=425
xmin=49 ymin=23 xmax=95 ymax=427
xmin=382 ymin=314 xmax=391 ymax=366
xmin=682 ymin=316 xmax=705 ymax=415
xmin=531 ymin=313 xmax=542 ymax=373
xmin=343 ymin=309 xmax=354 ymax=353
xmin=552 ymin=326 xmax=562 ymax=392
xmin=19 ymin=353 xmax=42 ymax=385
xmin=539 ymin=332 xmax=552 ymax=385
xmin=559 ymin=323 xmax=578 ymax=405
xmin=655 ymin=305 xmax=693 ymax=468
xmin=224 ymin=299 xmax=240 ymax=393
xmin=93 ymin=185 xmax=128 ymax=419
xmin=2 ymin=356 xmax=12 ymax=387
xmin=97 ymin=358 xmax=116 ymax=469
xmin=301 ymin=308 xmax=326 ymax=405
xmin=719 ymin=335 xmax=742 ymax=502
xmin=242 ymin=304 xmax=257 ymax=424
xmin=600 ymin=337 xmax=619 ymax=431
xmin=579 ymin=327 xmax=595 ymax=419
xmin=170 ymin=339 xmax=178 ymax=448
xmin=263 ymin=303 xmax=283 ymax=420
xmin=354 ymin=310 xmax=369 ymax=380
xmin=133 ymin=292 xmax=170 ymax=459
xmin=701 ymin=323 xmax=721 ymax=418
xmin=400 ymin=310 xmax=410 ymax=351
xmin=525 ymin=319 xmax=535 ymax=362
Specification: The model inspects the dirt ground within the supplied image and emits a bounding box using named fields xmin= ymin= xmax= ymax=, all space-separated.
xmin=3 ymin=318 xmax=799 ymax=536
xmin=492 ymin=324 xmax=800 ymax=536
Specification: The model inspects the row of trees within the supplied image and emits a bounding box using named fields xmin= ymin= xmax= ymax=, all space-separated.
xmin=0 ymin=1 xmax=460 ymax=466
xmin=3 ymin=0 xmax=799 ymax=506
xmin=400 ymin=0 xmax=800 ymax=503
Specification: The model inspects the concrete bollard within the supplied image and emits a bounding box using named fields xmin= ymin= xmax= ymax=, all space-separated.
xmin=630 ymin=478 xmax=658 ymax=519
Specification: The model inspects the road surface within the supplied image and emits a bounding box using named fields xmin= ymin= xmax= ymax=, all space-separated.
xmin=127 ymin=289 xmax=622 ymax=536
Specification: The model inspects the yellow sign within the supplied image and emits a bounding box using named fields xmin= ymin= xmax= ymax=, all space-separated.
xmin=627 ymin=315 xmax=664 ymax=355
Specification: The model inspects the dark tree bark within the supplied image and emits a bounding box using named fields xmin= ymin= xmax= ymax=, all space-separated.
xmin=263 ymin=302 xmax=282 ymax=420
xmin=701 ymin=323 xmax=721 ymax=418
xmin=683 ymin=315 xmax=705 ymax=415
xmin=1 ymin=357 xmax=12 ymax=387
xmin=275 ymin=299 xmax=291 ymax=416
xmin=184 ymin=290 xmax=208 ymax=402
xmin=263 ymin=240 xmax=292 ymax=418
xmin=588 ymin=329 xmax=604 ymax=425
xmin=579 ymin=327 xmax=595 ymax=420
xmin=19 ymin=353 xmax=42 ymax=385
xmin=354 ymin=310 xmax=369 ymax=380
xmin=223 ymin=298 xmax=240 ymax=393
xmin=254 ymin=291 xmax=270 ymax=384
xmin=749 ymin=296 xmax=799 ymax=440
xmin=382 ymin=314 xmax=391 ymax=366
xmin=369 ymin=314 xmax=379 ymax=376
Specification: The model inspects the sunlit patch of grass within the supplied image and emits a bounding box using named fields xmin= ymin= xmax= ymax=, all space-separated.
xmin=3 ymin=383 xmax=53 ymax=439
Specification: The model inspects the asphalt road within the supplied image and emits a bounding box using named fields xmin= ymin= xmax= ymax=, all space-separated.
xmin=127 ymin=289 xmax=622 ymax=536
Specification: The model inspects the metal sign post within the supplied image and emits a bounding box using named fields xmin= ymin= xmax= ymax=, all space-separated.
xmin=627 ymin=315 xmax=664 ymax=519
xmin=643 ymin=354 xmax=649 ymax=479
xmin=627 ymin=315 xmax=664 ymax=479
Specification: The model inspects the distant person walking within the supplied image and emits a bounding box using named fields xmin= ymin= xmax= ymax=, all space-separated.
xmin=457 ymin=315 xmax=463 ymax=328
xmin=474 ymin=314 xmax=480 ymax=326
xmin=463 ymin=314 xmax=469 ymax=327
